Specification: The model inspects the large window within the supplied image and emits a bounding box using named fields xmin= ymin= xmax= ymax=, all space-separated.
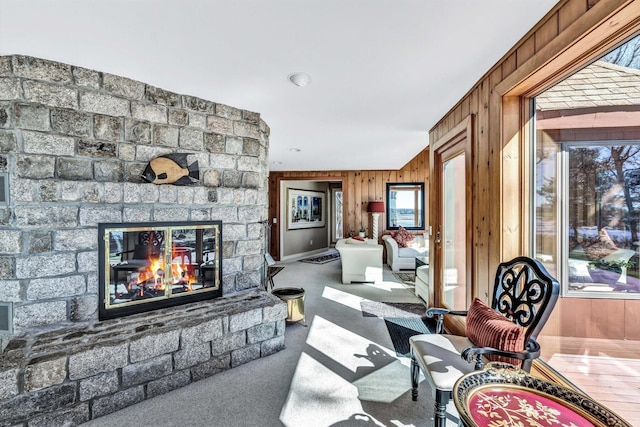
xmin=534 ymin=34 xmax=640 ymax=298
xmin=386 ymin=183 xmax=424 ymax=230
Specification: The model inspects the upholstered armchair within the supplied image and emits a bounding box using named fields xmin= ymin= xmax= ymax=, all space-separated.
xmin=409 ymin=257 xmax=560 ymax=427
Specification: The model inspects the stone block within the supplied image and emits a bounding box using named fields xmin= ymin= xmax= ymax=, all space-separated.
xmin=224 ymin=224 xmax=246 ymax=241
xmin=79 ymin=206 xmax=122 ymax=226
xmin=129 ymin=329 xmax=180 ymax=362
xmin=138 ymin=184 xmax=158 ymax=203
xmin=147 ymin=370 xmax=191 ymax=399
xmin=203 ymin=170 xmax=221 ymax=187
xmin=85 ymin=273 xmax=99 ymax=295
xmin=51 ymin=108 xmax=92 ymax=137
xmin=131 ymin=102 xmax=167 ymax=123
xmin=12 ymin=56 xmax=72 ymax=83
xmin=223 ymin=257 xmax=242 ymax=274
xmin=0 ymin=230 xmax=20 ymax=253
xmin=94 ymin=114 xmax=122 ymax=141
xmin=79 ymin=139 xmax=117 ymax=158
xmin=168 ymin=109 xmax=188 ymax=126
xmin=55 ymin=228 xmax=97 ymax=251
xmin=73 ymin=66 xmax=100 ymax=88
xmin=125 ymin=119 xmax=151 ymax=144
xmin=181 ymin=317 xmax=224 ymax=346
xmin=15 ymin=104 xmax=50 ymax=131
xmin=145 ymin=85 xmax=181 ymax=107
xmin=207 ymin=115 xmax=233 ymax=134
xmin=234 ymin=121 xmax=261 ymax=139
xmin=0 ymin=129 xmax=16 ymax=152
xmin=68 ymin=342 xmax=128 ymax=380
xmin=125 ymin=162 xmax=146 ymax=183
xmin=222 ymin=170 xmax=242 ymax=188
xmin=135 ymin=145 xmax=173 ymax=162
xmin=0 ymin=368 xmax=18 ymax=399
xmin=119 ymin=143 xmax=136 ymax=161
xmin=0 ymin=154 xmax=6 ymax=171
xmin=91 ymin=386 xmax=145 ymax=419
xmin=122 ymin=183 xmax=141 ymax=203
xmin=192 ymin=187 xmax=210 ymax=205
xmin=80 ymin=92 xmax=129 ymax=117
xmin=157 ymin=185 xmax=177 ymax=204
xmin=179 ymin=127 xmax=204 ymax=150
xmin=71 ymin=294 xmax=98 ymax=321
xmin=103 ymin=182 xmax=123 ymax=203
xmin=153 ymin=207 xmax=190 ymax=222
xmin=243 ymin=110 xmax=261 ymax=124
xmin=210 ymin=331 xmax=246 ymax=356
xmin=0 ymin=57 xmax=9 ymax=76
xmin=242 ymin=254 xmax=263 ymax=271
xmin=190 ymin=209 xmax=210 ymax=220
xmin=247 ymin=322 xmax=276 ymax=344
xmin=229 ymin=308 xmax=262 ymax=332
xmin=189 ymin=112 xmax=207 ymax=129
xmin=238 ymin=206 xmax=263 ymax=223
xmin=79 ymin=371 xmax=119 ymax=401
xmin=14 ymin=301 xmax=67 ymax=328
xmin=208 ymin=189 xmax=218 ymax=203
xmin=0 ymin=103 xmax=11 ymax=128
xmin=191 ymin=354 xmax=230 ymax=382
xmin=0 ymin=207 xmax=11 ymax=225
xmin=27 ymin=274 xmax=86 ymax=300
xmin=261 ymin=335 xmax=286 ymax=357
xmin=12 ymin=155 xmax=56 ymax=180
xmin=237 ymin=271 xmax=261 ymax=290
xmin=222 ymin=242 xmax=235 ymax=259
xmin=0 ymin=257 xmax=14 ymax=279
xmin=103 ymin=73 xmax=145 ymax=99
xmin=38 ymin=180 xmax=58 ymax=202
xmin=173 ymin=342 xmax=211 ymax=370
xmin=243 ymin=138 xmax=261 ymax=157
xmin=225 ymin=136 xmax=243 ymax=155
xmin=23 ymin=131 xmax=75 ymax=156
xmin=231 ymin=343 xmax=260 ymax=367
xmin=182 ymin=95 xmax=214 ymax=113
xmin=81 ymin=182 xmax=102 ymax=202
xmin=24 ymin=356 xmax=67 ymax=391
xmin=176 ymin=187 xmax=194 ymax=205
xmin=0 ymin=280 xmax=21 ymax=302
xmin=237 ymin=156 xmax=261 ymax=172
xmin=15 ymin=252 xmax=76 ymax=278
xmin=154 ymin=124 xmax=179 ymax=147
xmin=204 ymin=132 xmax=225 ymax=153
xmin=243 ymin=172 xmax=262 ymax=189
xmin=77 ymin=251 xmax=98 ymax=273
xmin=28 ymin=403 xmax=90 ymax=427
xmin=94 ymin=159 xmax=124 ymax=182
xmin=215 ymin=104 xmax=242 ymax=120
xmin=263 ymin=301 xmax=288 ymax=323
xmin=122 ymin=354 xmax=173 ymax=387
xmin=0 ymin=77 xmax=20 ymax=100
xmin=23 ymin=81 xmax=77 ymax=109
xmin=57 ymin=157 xmax=94 ymax=180
xmin=0 ymin=383 xmax=76 ymax=424
xmin=15 ymin=205 xmax=78 ymax=228
xmin=123 ymin=207 xmax=152 ymax=222
xmin=236 ymin=240 xmax=262 ymax=256
xmin=210 ymin=153 xmax=237 ymax=169
xmin=247 ymin=222 xmax=262 ymax=240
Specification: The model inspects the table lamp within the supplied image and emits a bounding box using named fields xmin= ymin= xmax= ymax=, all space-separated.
xmin=367 ymin=201 xmax=385 ymax=240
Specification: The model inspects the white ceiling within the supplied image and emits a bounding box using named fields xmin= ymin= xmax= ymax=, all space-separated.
xmin=0 ymin=0 xmax=559 ymax=172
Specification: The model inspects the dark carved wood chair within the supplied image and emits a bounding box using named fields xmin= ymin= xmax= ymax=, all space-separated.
xmin=409 ymin=256 xmax=560 ymax=427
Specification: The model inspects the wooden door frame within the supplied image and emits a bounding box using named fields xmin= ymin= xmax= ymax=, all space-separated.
xmin=429 ymin=115 xmax=474 ymax=335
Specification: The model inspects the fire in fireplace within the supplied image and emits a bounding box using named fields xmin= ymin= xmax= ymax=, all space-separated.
xmin=98 ymin=221 xmax=223 ymax=319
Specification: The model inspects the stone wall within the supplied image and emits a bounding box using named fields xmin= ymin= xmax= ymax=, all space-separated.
xmin=0 ymin=55 xmax=272 ymax=340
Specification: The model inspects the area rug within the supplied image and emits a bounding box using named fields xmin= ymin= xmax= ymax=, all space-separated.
xmin=360 ymin=301 xmax=434 ymax=356
xmin=299 ymin=251 xmax=340 ymax=264
xmin=393 ymin=271 xmax=415 ymax=285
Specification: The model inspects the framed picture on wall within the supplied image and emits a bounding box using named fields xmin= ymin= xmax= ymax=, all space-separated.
xmin=287 ymin=189 xmax=325 ymax=229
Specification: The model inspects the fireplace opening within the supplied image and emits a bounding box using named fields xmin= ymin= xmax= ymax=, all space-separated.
xmin=98 ymin=221 xmax=223 ymax=320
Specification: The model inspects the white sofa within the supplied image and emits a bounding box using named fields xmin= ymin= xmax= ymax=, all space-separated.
xmin=335 ymin=238 xmax=383 ymax=284
xmin=415 ymin=264 xmax=429 ymax=304
xmin=382 ymin=234 xmax=429 ymax=272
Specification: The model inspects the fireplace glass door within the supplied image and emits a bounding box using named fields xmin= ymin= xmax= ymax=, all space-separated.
xmin=99 ymin=221 xmax=222 ymax=319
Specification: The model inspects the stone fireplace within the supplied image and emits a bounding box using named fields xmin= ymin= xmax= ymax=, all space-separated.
xmin=0 ymin=55 xmax=287 ymax=425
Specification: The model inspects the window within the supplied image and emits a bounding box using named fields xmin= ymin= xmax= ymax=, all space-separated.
xmin=386 ymin=183 xmax=424 ymax=230
xmin=533 ymin=34 xmax=640 ymax=298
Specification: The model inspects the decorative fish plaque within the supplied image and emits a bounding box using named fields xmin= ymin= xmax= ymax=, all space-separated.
xmin=142 ymin=153 xmax=199 ymax=185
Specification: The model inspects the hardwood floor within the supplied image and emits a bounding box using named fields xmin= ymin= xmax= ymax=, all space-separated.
xmin=538 ymin=335 xmax=640 ymax=426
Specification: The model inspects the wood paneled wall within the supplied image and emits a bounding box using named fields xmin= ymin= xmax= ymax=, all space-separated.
xmin=428 ymin=0 xmax=640 ymax=339
xmin=268 ymin=148 xmax=429 ymax=259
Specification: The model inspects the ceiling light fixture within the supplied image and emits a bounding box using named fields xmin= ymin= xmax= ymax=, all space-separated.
xmin=288 ymin=72 xmax=311 ymax=87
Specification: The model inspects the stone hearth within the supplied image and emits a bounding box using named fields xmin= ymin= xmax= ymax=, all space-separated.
xmin=0 ymin=55 xmax=285 ymax=424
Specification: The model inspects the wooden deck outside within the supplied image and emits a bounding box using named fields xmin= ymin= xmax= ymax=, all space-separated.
xmin=538 ymin=335 xmax=640 ymax=426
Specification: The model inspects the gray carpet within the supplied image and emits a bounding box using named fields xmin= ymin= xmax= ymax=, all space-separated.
xmin=81 ymin=257 xmax=458 ymax=427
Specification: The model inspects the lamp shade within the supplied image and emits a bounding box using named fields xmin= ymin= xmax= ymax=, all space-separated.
xmin=367 ymin=201 xmax=385 ymax=213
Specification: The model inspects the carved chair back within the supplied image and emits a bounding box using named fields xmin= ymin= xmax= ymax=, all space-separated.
xmin=491 ymin=256 xmax=560 ymax=347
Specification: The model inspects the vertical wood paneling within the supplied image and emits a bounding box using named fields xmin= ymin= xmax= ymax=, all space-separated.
xmin=536 ymin=12 xmax=560 ymax=49
xmin=517 ymin=34 xmax=536 ymax=67
xmin=559 ymin=0 xmax=589 ymax=32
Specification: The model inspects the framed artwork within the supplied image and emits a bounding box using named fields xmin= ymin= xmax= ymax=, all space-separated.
xmin=287 ymin=189 xmax=325 ymax=229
